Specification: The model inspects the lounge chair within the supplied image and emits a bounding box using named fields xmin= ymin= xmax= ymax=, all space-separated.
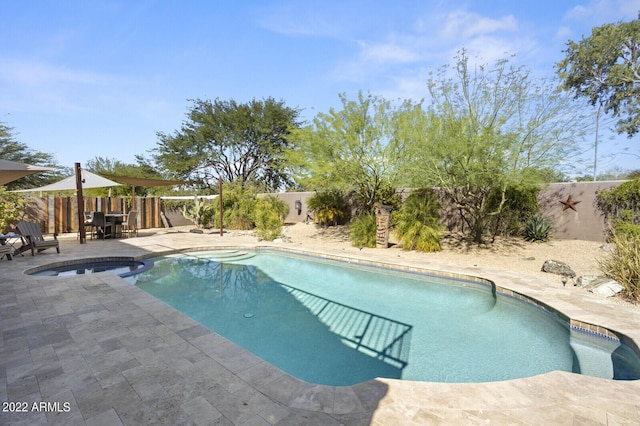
xmin=16 ymin=221 xmax=60 ymax=256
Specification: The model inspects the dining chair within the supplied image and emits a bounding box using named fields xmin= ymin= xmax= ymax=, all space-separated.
xmin=88 ymin=211 xmax=110 ymax=239
xmin=121 ymin=211 xmax=138 ymax=238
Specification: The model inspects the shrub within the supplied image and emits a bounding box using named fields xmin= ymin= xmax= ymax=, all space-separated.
xmin=596 ymin=178 xmax=640 ymax=232
xmin=599 ymin=227 xmax=640 ymax=301
xmin=486 ymin=184 xmax=540 ymax=237
xmin=204 ymin=182 xmax=257 ymax=230
xmin=523 ymin=215 xmax=552 ymax=242
xmin=0 ymin=187 xmax=24 ymax=232
xmin=349 ymin=213 xmax=377 ymax=248
xmin=393 ymin=188 xmax=442 ymax=252
xmin=307 ymin=191 xmax=349 ymax=226
xmin=254 ymin=196 xmax=289 ymax=241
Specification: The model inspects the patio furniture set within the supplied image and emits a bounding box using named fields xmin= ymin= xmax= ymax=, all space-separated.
xmin=84 ymin=210 xmax=138 ymax=240
xmin=0 ymin=211 xmax=138 ymax=261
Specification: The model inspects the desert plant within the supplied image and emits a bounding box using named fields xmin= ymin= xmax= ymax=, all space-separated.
xmin=203 ymin=181 xmax=257 ymax=230
xmin=599 ymin=227 xmax=640 ymax=301
xmin=254 ymin=196 xmax=289 ymax=241
xmin=486 ymin=184 xmax=540 ymax=238
xmin=181 ymin=196 xmax=207 ymax=228
xmin=393 ymin=188 xmax=442 ymax=252
xmin=307 ymin=191 xmax=349 ymax=226
xmin=596 ymin=178 xmax=640 ymax=232
xmin=523 ymin=215 xmax=552 ymax=242
xmin=0 ymin=187 xmax=24 ymax=232
xmin=349 ymin=213 xmax=377 ymax=248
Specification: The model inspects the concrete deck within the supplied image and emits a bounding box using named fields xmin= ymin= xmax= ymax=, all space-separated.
xmin=1 ymin=228 xmax=639 ymax=425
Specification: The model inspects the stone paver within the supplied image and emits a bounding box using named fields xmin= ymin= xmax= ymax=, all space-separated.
xmin=1 ymin=228 xmax=639 ymax=425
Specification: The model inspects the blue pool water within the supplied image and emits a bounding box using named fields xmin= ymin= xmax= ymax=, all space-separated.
xmin=129 ymin=250 xmax=640 ymax=385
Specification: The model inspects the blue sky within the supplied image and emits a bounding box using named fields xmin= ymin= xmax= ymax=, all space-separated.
xmin=1 ymin=0 xmax=639 ymax=175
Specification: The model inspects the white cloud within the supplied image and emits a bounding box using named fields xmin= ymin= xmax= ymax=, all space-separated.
xmin=0 ymin=58 xmax=112 ymax=87
xmin=565 ymin=0 xmax=640 ymax=23
xmin=358 ymin=38 xmax=422 ymax=64
xmin=440 ymin=10 xmax=518 ymax=39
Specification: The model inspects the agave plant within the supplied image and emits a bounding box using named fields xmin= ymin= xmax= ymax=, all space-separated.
xmin=523 ymin=215 xmax=551 ymax=242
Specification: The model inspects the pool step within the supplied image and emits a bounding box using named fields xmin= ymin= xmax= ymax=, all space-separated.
xmin=188 ymin=250 xmax=255 ymax=262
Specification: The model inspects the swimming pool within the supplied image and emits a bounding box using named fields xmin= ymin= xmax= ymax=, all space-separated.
xmin=129 ymin=249 xmax=640 ymax=385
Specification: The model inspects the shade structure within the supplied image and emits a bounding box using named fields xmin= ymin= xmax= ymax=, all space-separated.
xmin=0 ymin=159 xmax=55 ymax=186
xmin=103 ymin=174 xmax=188 ymax=210
xmin=13 ymin=170 xmax=121 ymax=192
xmin=103 ymin=175 xmax=188 ymax=188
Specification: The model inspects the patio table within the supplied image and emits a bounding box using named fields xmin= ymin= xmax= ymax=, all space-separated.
xmin=105 ymin=213 xmax=127 ymax=239
xmin=0 ymin=233 xmax=24 ymax=256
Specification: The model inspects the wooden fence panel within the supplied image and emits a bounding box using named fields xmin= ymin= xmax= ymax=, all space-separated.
xmin=18 ymin=196 xmax=163 ymax=234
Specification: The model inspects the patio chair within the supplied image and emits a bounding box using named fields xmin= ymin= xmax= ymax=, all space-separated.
xmin=87 ymin=211 xmax=111 ymax=239
xmin=15 ymin=221 xmax=60 ymax=256
xmin=120 ymin=210 xmax=138 ymax=238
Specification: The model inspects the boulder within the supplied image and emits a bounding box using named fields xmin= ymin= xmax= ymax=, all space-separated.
xmin=541 ymin=259 xmax=576 ymax=278
xmin=581 ymin=276 xmax=625 ymax=297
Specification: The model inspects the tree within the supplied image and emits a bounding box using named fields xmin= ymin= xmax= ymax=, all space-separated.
xmin=287 ymin=91 xmax=405 ymax=213
xmin=395 ymin=51 xmax=590 ymax=243
xmin=152 ymin=98 xmax=301 ymax=192
xmin=556 ymin=14 xmax=640 ymax=137
xmin=0 ymin=121 xmax=64 ymax=189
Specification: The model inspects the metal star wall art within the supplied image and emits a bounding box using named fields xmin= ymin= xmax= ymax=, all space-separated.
xmin=560 ymin=195 xmax=581 ymax=211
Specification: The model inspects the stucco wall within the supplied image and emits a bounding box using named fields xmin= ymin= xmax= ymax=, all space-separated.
xmin=258 ymin=192 xmax=316 ymax=224
xmin=259 ymin=182 xmax=627 ymax=242
xmin=539 ymin=181 xmax=625 ymax=242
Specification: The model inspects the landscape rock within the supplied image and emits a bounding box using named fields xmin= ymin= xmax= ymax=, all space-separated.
xmin=581 ymin=276 xmax=625 ymax=297
xmin=575 ymin=275 xmax=600 ymax=287
xmin=541 ymin=259 xmax=576 ymax=278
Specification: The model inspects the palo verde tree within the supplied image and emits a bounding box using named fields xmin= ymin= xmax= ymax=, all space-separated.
xmin=394 ymin=51 xmax=590 ymax=243
xmin=152 ymin=98 xmax=301 ymax=192
xmin=287 ymin=91 xmax=405 ymax=213
xmin=556 ymin=14 xmax=640 ymax=137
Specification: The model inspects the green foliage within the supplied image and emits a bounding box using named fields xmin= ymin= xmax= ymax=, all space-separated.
xmin=599 ymin=227 xmax=640 ymax=301
xmin=306 ymin=191 xmax=349 ymax=226
xmin=394 ymin=51 xmax=588 ymax=243
xmin=393 ymin=189 xmax=442 ymax=252
xmin=486 ymin=184 xmax=541 ymax=237
xmin=254 ymin=196 xmax=289 ymax=241
xmin=595 ymin=178 xmax=640 ymax=229
xmin=153 ymin=98 xmax=301 ymax=191
xmin=556 ymin=14 xmax=640 ymax=136
xmin=287 ymin=91 xmax=409 ymax=212
xmin=349 ymin=213 xmax=377 ymax=248
xmin=203 ymin=181 xmax=257 ymax=230
xmin=523 ymin=215 xmax=552 ymax=242
xmin=0 ymin=187 xmax=24 ymax=232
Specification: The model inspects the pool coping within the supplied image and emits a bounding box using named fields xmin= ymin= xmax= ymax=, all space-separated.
xmin=2 ymin=233 xmax=640 ymax=424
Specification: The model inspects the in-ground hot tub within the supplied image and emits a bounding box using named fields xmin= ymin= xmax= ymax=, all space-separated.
xmin=26 ymin=257 xmax=153 ymax=278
